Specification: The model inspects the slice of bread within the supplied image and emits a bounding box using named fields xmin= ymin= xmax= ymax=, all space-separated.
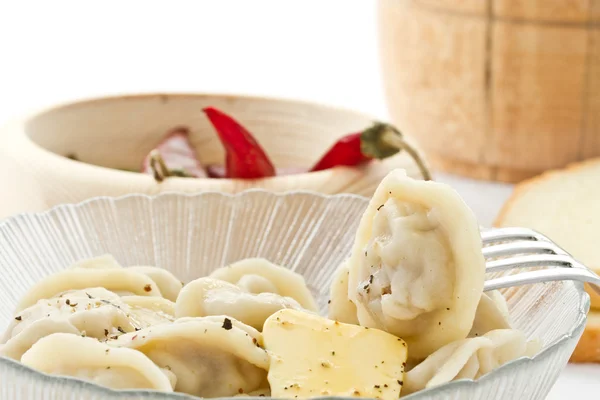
xmin=495 ymin=158 xmax=600 ymax=362
xmin=570 ymin=310 xmax=600 ymax=363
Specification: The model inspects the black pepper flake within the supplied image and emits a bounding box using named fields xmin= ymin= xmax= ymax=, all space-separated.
xmin=354 ymin=391 xmax=361 ymax=395
xmin=374 ymin=385 xmax=380 ymax=389
xmin=366 ymin=288 xmax=371 ymax=294
xmin=402 ymin=342 xmax=406 ymax=347
xmin=365 ymin=250 xmax=367 ymax=257
xmin=375 ymin=365 xmax=378 ymax=368
xmin=384 ymin=384 xmax=388 ymax=388
xmin=259 ymin=395 xmax=265 ymax=397
xmin=238 ymin=388 xmax=244 ymax=394
xmin=397 ymin=380 xmax=403 ymax=386
xmin=143 ymin=284 xmax=152 ymax=292
xmin=402 ymin=362 xmax=406 ymax=367
xmin=106 ymin=366 xmax=111 ymax=370
xmin=14 ymin=316 xmax=22 ymax=321
xmin=369 ymin=275 xmax=374 ymax=284
xmin=381 ymin=361 xmax=385 ymax=364
xmin=222 ymin=318 xmax=233 ymax=330
xmin=328 ymin=300 xmax=331 ymax=304
xmin=284 ymin=387 xmax=288 ymax=391
xmin=65 ymin=299 xmax=71 ymax=305
xmin=377 ymin=204 xmax=384 ymax=211
xmin=446 ymin=308 xmax=450 ymax=311
xmin=105 ymin=349 xmax=110 ymax=354
xmin=104 ymin=329 xmax=109 ymax=336
xmin=117 ymin=326 xmax=126 ymax=334
xmin=135 ymin=327 xmax=141 ymax=331
xmin=69 ymin=302 xmax=78 ymax=307
xmin=86 ymin=292 xmax=93 ymax=299
xmin=331 ymin=351 xmax=335 ymax=355
xmin=365 ymin=327 xmax=369 ymax=330
xmin=438 ymin=322 xmax=442 ymax=326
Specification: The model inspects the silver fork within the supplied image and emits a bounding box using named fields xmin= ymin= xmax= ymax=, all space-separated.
xmin=482 ymin=227 xmax=600 ymax=297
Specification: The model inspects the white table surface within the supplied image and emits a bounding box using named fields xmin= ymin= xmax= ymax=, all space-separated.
xmin=0 ymin=0 xmax=598 ymax=397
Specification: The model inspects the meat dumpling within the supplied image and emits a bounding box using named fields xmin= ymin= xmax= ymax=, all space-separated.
xmin=175 ymin=277 xmax=305 ymax=330
xmin=74 ymin=254 xmax=182 ymax=301
xmin=327 ymin=262 xmax=359 ymax=324
xmin=15 ymin=267 xmax=162 ymax=312
xmin=209 ymin=258 xmax=318 ymax=311
xmin=21 ymin=333 xmax=174 ymax=391
xmin=109 ymin=316 xmax=270 ymax=397
xmin=469 ymin=291 xmax=511 ymax=338
xmin=1 ymin=288 xmax=173 ymax=360
xmin=347 ymin=169 xmax=485 ymax=359
xmin=403 ymin=329 xmax=541 ymax=395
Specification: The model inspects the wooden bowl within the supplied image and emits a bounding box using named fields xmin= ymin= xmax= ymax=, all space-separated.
xmin=378 ymin=0 xmax=600 ymax=182
xmin=0 ymin=93 xmax=424 ymax=218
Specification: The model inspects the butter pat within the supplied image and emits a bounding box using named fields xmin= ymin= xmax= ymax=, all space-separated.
xmin=263 ymin=309 xmax=408 ymax=399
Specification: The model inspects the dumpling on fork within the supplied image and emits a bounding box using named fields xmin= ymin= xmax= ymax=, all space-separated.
xmin=346 ymin=169 xmax=485 ymax=360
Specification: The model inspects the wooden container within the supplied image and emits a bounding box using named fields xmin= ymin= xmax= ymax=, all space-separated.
xmin=378 ymin=0 xmax=600 ymax=182
xmin=0 ymin=93 xmax=425 ymax=219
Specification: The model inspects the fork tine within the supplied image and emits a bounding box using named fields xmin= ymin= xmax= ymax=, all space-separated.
xmin=485 ymin=254 xmax=575 ymax=272
xmin=481 ymin=227 xmax=552 ymax=244
xmin=482 ymin=241 xmax=564 ymax=259
xmin=484 ymin=267 xmax=600 ymax=292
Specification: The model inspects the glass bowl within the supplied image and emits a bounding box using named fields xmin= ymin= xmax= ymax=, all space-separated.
xmin=0 ymin=191 xmax=588 ymax=400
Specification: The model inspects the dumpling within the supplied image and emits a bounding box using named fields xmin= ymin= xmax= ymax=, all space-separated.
xmin=404 ymin=329 xmax=541 ymax=395
xmin=109 ymin=316 xmax=270 ymax=397
xmin=327 ymin=263 xmax=358 ymax=324
xmin=15 ymin=268 xmax=162 ymax=312
xmin=209 ymin=258 xmax=318 ymax=311
xmin=469 ymin=291 xmax=511 ymax=338
xmin=1 ymin=288 xmax=173 ymax=360
xmin=127 ymin=266 xmax=182 ymax=302
xmin=121 ymin=295 xmax=176 ymax=326
xmin=346 ymin=169 xmax=485 ymax=359
xmin=21 ymin=333 xmax=174 ymax=391
xmin=73 ymin=254 xmax=183 ymax=301
xmin=175 ymin=277 xmax=305 ymax=330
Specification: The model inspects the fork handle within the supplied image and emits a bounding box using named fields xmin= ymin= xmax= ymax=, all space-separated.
xmin=485 ymin=268 xmax=600 ymax=294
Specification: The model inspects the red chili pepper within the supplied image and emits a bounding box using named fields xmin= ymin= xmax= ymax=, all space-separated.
xmin=309 ymin=132 xmax=370 ymax=172
xmin=203 ymin=107 xmax=276 ymax=179
xmin=309 ymin=123 xmax=401 ymax=172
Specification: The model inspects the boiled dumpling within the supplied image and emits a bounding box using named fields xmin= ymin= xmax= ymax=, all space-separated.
xmin=127 ymin=266 xmax=182 ymax=302
xmin=121 ymin=295 xmax=176 ymax=326
xmin=21 ymin=333 xmax=174 ymax=391
xmin=175 ymin=277 xmax=305 ymax=330
xmin=109 ymin=316 xmax=270 ymax=397
xmin=347 ymin=169 xmax=485 ymax=359
xmin=73 ymin=254 xmax=182 ymax=301
xmin=16 ymin=268 xmax=162 ymax=312
xmin=327 ymin=263 xmax=358 ymax=324
xmin=469 ymin=291 xmax=511 ymax=338
xmin=210 ymin=258 xmax=318 ymax=311
xmin=1 ymin=288 xmax=173 ymax=360
xmin=404 ymin=329 xmax=541 ymax=395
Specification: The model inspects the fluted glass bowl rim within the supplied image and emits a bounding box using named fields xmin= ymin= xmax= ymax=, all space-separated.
xmin=0 ymin=190 xmax=589 ymax=400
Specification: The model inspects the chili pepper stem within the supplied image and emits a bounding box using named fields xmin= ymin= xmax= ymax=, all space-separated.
xmin=149 ymin=150 xmax=171 ymax=182
xmin=380 ymin=131 xmax=432 ymax=181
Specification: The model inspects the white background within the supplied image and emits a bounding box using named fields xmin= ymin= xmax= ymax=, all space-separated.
xmin=0 ymin=0 xmax=598 ymax=397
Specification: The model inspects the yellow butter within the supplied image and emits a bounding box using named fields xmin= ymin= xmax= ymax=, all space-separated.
xmin=263 ymin=309 xmax=408 ymax=399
